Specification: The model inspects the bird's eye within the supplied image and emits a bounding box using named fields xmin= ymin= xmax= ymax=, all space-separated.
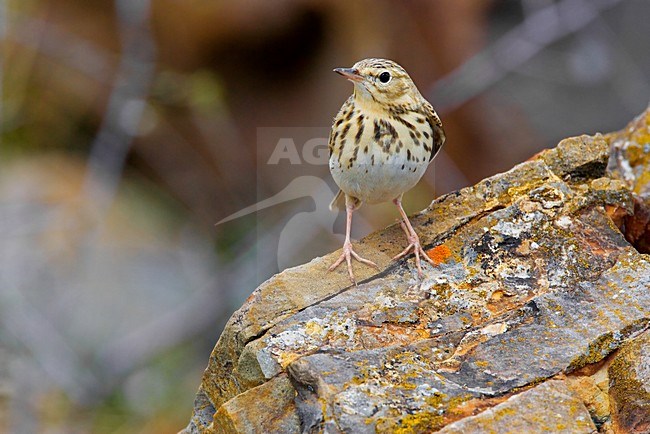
xmin=379 ymin=71 xmax=391 ymax=83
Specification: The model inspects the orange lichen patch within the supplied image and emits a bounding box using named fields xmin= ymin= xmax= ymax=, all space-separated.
xmin=426 ymin=244 xmax=452 ymax=265
xmin=490 ymin=290 xmax=505 ymax=302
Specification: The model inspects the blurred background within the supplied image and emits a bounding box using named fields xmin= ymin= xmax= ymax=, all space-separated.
xmin=0 ymin=0 xmax=649 ymax=432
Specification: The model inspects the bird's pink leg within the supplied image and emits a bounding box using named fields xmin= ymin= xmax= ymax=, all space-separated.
xmin=392 ymin=197 xmax=435 ymax=277
xmin=328 ymin=201 xmax=378 ymax=285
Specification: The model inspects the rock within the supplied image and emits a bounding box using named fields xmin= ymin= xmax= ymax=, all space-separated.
xmin=609 ymin=330 xmax=650 ymax=434
xmin=436 ymin=380 xmax=596 ymax=434
xmin=607 ymin=109 xmax=650 ymax=252
xmin=564 ymin=364 xmax=612 ymax=429
xmin=608 ymin=109 xmax=650 ymax=199
xmin=213 ymin=374 xmax=299 ymax=434
xmin=183 ymin=109 xmax=650 ymax=433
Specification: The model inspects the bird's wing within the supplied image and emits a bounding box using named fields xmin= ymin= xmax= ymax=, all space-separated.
xmin=424 ymin=102 xmax=446 ymax=161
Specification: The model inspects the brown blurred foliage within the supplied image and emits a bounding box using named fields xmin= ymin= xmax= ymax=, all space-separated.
xmin=5 ymin=0 xmax=515 ymax=228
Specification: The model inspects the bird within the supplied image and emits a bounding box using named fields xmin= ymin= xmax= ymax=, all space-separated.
xmin=327 ymin=58 xmax=446 ymax=284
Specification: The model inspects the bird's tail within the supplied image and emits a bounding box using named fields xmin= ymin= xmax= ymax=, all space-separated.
xmin=329 ymin=189 xmax=345 ymax=211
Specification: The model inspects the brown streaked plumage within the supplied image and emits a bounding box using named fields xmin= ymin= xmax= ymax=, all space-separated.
xmin=327 ymin=58 xmax=446 ymax=284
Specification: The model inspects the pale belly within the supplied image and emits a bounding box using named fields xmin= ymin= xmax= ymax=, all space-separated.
xmin=329 ymin=148 xmax=429 ymax=204
xmin=328 ymin=102 xmax=436 ymax=205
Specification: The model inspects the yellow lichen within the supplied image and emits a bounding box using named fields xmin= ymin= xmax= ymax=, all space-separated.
xmin=474 ymin=360 xmax=489 ymax=368
xmin=378 ymin=411 xmax=444 ymax=434
xmin=491 ymin=405 xmax=516 ymax=421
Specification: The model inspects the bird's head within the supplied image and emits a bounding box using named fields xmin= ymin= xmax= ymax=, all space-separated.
xmin=333 ymin=58 xmax=421 ymax=110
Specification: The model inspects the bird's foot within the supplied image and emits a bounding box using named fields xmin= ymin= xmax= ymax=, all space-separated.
xmin=392 ymin=230 xmax=434 ymax=277
xmin=328 ymin=240 xmax=379 ymax=285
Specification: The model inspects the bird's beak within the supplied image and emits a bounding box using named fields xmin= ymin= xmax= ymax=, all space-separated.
xmin=333 ymin=67 xmax=363 ymax=83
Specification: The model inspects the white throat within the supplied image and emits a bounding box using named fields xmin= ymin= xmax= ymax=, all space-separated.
xmin=353 ymin=83 xmax=384 ymax=113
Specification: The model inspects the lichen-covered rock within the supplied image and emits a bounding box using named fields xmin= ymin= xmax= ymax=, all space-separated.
xmin=564 ymin=365 xmax=612 ymax=429
xmin=213 ymin=374 xmax=299 ymax=434
xmin=608 ymin=109 xmax=650 ymax=199
xmin=183 ymin=108 xmax=650 ymax=433
xmin=608 ymin=109 xmax=650 ymax=252
xmin=608 ymin=330 xmax=650 ymax=434
xmin=436 ymin=380 xmax=596 ymax=434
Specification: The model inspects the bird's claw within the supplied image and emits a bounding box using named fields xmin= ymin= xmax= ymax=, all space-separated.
xmin=392 ymin=232 xmax=434 ymax=277
xmin=328 ymin=241 xmax=379 ymax=285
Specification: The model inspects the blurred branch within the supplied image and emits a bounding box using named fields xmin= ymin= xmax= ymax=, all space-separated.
xmin=430 ymin=0 xmax=623 ymax=112
xmin=83 ymin=0 xmax=156 ymax=217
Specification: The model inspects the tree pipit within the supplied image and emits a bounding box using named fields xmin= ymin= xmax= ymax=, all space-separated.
xmin=328 ymin=58 xmax=446 ymax=284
